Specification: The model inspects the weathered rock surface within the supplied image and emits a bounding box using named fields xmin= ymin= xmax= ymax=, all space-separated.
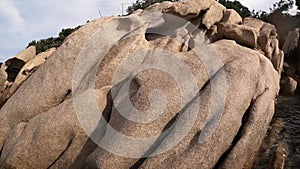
xmin=280 ymin=28 xmax=300 ymax=95
xmin=0 ymin=69 xmax=7 ymax=93
xmin=0 ymin=1 xmax=282 ymax=169
xmin=1 ymin=46 xmax=36 ymax=83
xmin=282 ymin=28 xmax=299 ymax=55
xmin=221 ymin=9 xmax=242 ymax=25
xmin=216 ymin=17 xmax=284 ymax=74
xmin=202 ymin=1 xmax=226 ymax=29
xmin=9 ymin=48 xmax=56 ymax=98
xmin=223 ymin=23 xmax=258 ymax=48
xmin=163 ymin=0 xmax=214 ymax=20
xmin=0 ymin=47 xmax=56 ymax=106
xmin=282 ymin=76 xmax=298 ymax=96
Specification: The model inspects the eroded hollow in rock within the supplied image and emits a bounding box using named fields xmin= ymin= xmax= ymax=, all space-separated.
xmin=4 ymin=58 xmax=25 ymax=82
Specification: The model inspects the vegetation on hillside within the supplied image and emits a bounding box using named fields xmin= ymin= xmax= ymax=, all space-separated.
xmin=127 ymin=0 xmax=179 ymax=14
xmin=126 ymin=0 xmax=252 ymax=17
xmin=254 ymin=0 xmax=300 ymax=45
xmin=28 ymin=0 xmax=299 ymax=54
xmin=27 ymin=26 xmax=81 ymax=54
xmin=217 ymin=0 xmax=251 ymax=18
xmin=252 ymin=0 xmax=294 ymax=21
xmin=127 ymin=0 xmax=297 ymax=20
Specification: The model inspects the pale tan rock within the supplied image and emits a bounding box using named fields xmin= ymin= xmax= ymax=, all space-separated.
xmin=282 ymin=76 xmax=297 ymax=96
xmin=221 ymin=9 xmax=242 ymax=24
xmin=258 ymin=23 xmax=277 ymax=58
xmin=219 ymin=42 xmax=279 ymax=169
xmin=270 ymin=37 xmax=284 ymax=73
xmin=0 ymin=16 xmax=116 ymax=164
xmin=0 ymin=46 xmax=36 ymax=85
xmin=1 ymin=46 xmax=36 ymax=72
xmin=84 ymin=36 xmax=210 ymax=169
xmin=0 ymin=1 xmax=281 ymax=169
xmin=223 ymin=23 xmax=258 ymax=48
xmin=0 ymin=15 xmax=150 ymax=169
xmin=163 ymin=0 xmax=214 ymax=20
xmin=278 ymin=51 xmax=284 ymax=76
xmin=139 ymin=40 xmax=279 ymax=169
xmin=242 ymin=17 xmax=265 ymax=32
xmin=202 ymin=1 xmax=226 ymax=29
xmin=0 ymin=100 xmax=86 ymax=169
xmin=0 ymin=68 xmax=7 ymax=92
xmin=282 ymin=28 xmax=300 ymax=55
xmin=0 ymin=87 xmax=111 ymax=169
xmin=16 ymin=46 xmax=36 ymax=63
xmin=8 ymin=48 xmax=56 ymax=98
xmin=143 ymin=1 xmax=173 ymax=12
xmin=84 ymin=40 xmax=279 ymax=169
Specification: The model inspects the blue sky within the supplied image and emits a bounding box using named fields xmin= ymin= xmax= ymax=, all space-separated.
xmin=0 ymin=0 xmax=297 ymax=61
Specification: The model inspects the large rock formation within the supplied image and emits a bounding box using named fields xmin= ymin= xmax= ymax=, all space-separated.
xmin=0 ymin=47 xmax=56 ymax=106
xmin=0 ymin=0 xmax=282 ymax=168
xmin=280 ymin=28 xmax=300 ymax=95
xmin=282 ymin=76 xmax=298 ymax=96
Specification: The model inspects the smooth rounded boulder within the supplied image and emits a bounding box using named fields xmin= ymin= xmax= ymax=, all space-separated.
xmin=0 ymin=1 xmax=282 ymax=169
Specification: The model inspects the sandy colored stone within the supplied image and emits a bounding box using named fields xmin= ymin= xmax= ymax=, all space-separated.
xmin=282 ymin=28 xmax=299 ymax=55
xmin=15 ymin=46 xmax=36 ymax=63
xmin=1 ymin=46 xmax=36 ymax=74
xmin=0 ymin=15 xmax=151 ymax=169
xmin=270 ymin=37 xmax=284 ymax=73
xmin=242 ymin=17 xmax=265 ymax=32
xmin=163 ymin=0 xmax=214 ymax=20
xmin=0 ymin=85 xmax=111 ymax=169
xmin=84 ymin=36 xmax=210 ymax=169
xmin=282 ymin=76 xmax=297 ymax=96
xmin=202 ymin=1 xmax=226 ymax=29
xmin=0 ymin=16 xmax=118 ymax=161
xmin=0 ymin=68 xmax=7 ymax=92
xmin=0 ymin=100 xmax=86 ymax=169
xmin=8 ymin=48 xmax=56 ymax=98
xmin=84 ymin=41 xmax=279 ymax=169
xmin=258 ymin=23 xmax=277 ymax=58
xmin=221 ymin=9 xmax=242 ymax=24
xmin=143 ymin=1 xmax=174 ymax=12
xmin=223 ymin=23 xmax=258 ymax=48
xmin=0 ymin=1 xmax=282 ymax=169
xmin=137 ymin=40 xmax=279 ymax=169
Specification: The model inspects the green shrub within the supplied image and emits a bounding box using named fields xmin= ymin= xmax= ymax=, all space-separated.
xmin=27 ymin=26 xmax=81 ymax=54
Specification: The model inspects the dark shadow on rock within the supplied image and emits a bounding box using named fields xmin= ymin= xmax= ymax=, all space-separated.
xmin=4 ymin=58 xmax=25 ymax=82
xmin=69 ymin=91 xmax=113 ymax=169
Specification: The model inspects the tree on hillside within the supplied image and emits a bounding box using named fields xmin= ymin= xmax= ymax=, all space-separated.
xmin=127 ymin=0 xmax=252 ymax=18
xmin=127 ymin=0 xmax=178 ymax=14
xmin=27 ymin=26 xmax=81 ymax=54
xmin=252 ymin=0 xmax=294 ymax=23
xmin=265 ymin=0 xmax=295 ymax=37
xmin=217 ymin=0 xmax=251 ymax=18
xmin=269 ymin=0 xmax=294 ymax=13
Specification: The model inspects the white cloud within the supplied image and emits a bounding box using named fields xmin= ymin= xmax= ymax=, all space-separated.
xmin=238 ymin=0 xmax=278 ymax=12
xmin=239 ymin=0 xmax=299 ymax=14
xmin=0 ymin=0 xmax=24 ymax=32
xmin=289 ymin=5 xmax=299 ymax=15
xmin=0 ymin=0 xmax=118 ymax=61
